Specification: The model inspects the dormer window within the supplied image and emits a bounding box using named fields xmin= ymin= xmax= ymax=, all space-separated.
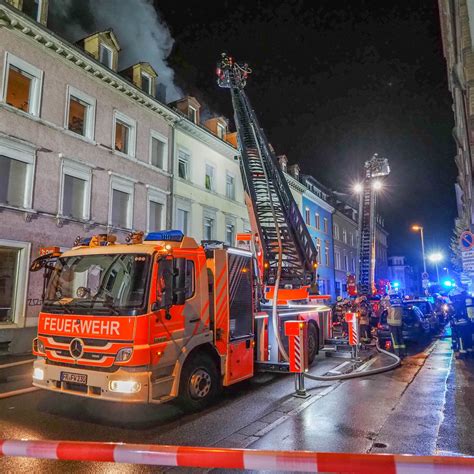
xmin=217 ymin=122 xmax=226 ymax=139
xmin=141 ymin=72 xmax=153 ymax=94
xmin=188 ymin=105 xmax=197 ymax=123
xmin=99 ymin=43 xmax=113 ymax=68
xmin=23 ymin=0 xmax=43 ymax=22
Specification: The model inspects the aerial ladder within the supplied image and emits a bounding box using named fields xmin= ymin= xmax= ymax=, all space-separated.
xmin=357 ymin=154 xmax=390 ymax=295
xmin=217 ymin=54 xmax=318 ymax=302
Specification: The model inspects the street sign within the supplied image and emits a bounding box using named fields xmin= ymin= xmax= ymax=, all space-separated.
xmin=421 ymin=272 xmax=429 ymax=280
xmin=462 ymin=248 xmax=474 ymax=273
xmin=460 ymin=231 xmax=474 ymax=252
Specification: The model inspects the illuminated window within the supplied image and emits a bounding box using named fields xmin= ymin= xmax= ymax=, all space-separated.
xmin=3 ymin=53 xmax=43 ymax=116
xmin=205 ymin=164 xmax=215 ymax=191
xmin=150 ymin=131 xmax=167 ymax=170
xmin=188 ymin=105 xmax=197 ymax=123
xmin=217 ymin=122 xmax=226 ymax=139
xmin=109 ymin=177 xmax=134 ymax=229
xmin=226 ymin=173 xmax=235 ymax=199
xmin=113 ymin=111 xmax=136 ymax=157
xmin=177 ymin=149 xmax=190 ymax=179
xmin=99 ymin=43 xmax=113 ymax=68
xmin=60 ymin=160 xmax=91 ymax=220
xmin=316 ymin=238 xmax=321 ymax=264
xmin=141 ymin=72 xmax=153 ymax=94
xmin=66 ymin=87 xmax=95 ymax=139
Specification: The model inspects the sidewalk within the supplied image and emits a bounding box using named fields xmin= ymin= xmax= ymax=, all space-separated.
xmin=242 ymin=338 xmax=450 ymax=455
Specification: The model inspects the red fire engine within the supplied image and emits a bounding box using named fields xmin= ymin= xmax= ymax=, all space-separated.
xmin=30 ymin=55 xmax=331 ymax=408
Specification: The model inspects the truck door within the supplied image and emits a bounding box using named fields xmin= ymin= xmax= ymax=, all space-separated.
xmin=225 ymin=250 xmax=254 ymax=385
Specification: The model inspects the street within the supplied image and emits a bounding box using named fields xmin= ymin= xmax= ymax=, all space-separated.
xmin=1 ymin=331 xmax=471 ymax=472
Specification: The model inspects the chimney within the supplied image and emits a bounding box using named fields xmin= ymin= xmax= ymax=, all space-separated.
xmin=76 ymin=30 xmax=121 ymax=71
xmin=288 ymin=163 xmax=300 ymax=180
xmin=169 ymin=96 xmax=201 ymax=125
xmin=277 ymin=154 xmax=288 ymax=173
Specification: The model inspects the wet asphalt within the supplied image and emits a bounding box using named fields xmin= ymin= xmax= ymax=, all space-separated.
xmin=0 ymin=332 xmax=471 ymax=473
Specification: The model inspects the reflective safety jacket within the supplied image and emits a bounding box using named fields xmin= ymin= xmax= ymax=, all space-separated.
xmin=387 ymin=305 xmax=403 ymax=326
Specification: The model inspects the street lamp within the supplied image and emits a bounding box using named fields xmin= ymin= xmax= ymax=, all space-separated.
xmin=411 ymin=225 xmax=427 ymax=274
xmin=428 ymin=252 xmax=443 ymax=283
xmin=353 ymin=183 xmax=363 ymax=193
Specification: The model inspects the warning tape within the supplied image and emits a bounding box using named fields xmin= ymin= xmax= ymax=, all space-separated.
xmin=1 ymin=439 xmax=473 ymax=472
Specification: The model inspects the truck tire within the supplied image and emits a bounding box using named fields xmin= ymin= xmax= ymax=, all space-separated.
xmin=307 ymin=323 xmax=319 ymax=365
xmin=178 ymin=352 xmax=220 ymax=410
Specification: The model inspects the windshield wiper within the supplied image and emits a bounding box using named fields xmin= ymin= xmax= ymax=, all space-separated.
xmin=72 ymin=299 xmax=120 ymax=315
xmin=43 ymin=299 xmax=73 ymax=314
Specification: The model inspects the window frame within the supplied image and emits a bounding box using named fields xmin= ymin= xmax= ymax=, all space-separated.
xmin=315 ymin=213 xmax=320 ymax=230
xmin=305 ymin=208 xmax=311 ymax=226
xmin=109 ymin=175 xmax=135 ymax=229
xmin=324 ymin=241 xmax=330 ymax=266
xmin=0 ymin=239 xmax=31 ymax=328
xmin=188 ymin=105 xmax=197 ymax=123
xmin=146 ymin=186 xmax=166 ymax=233
xmin=205 ymin=163 xmax=216 ymax=191
xmin=58 ymin=159 xmax=92 ymax=221
xmin=225 ymin=171 xmax=236 ymax=200
xmin=323 ymin=217 xmax=328 ymax=233
xmin=203 ymin=207 xmax=217 ymax=241
xmin=149 ymin=130 xmax=168 ymax=171
xmin=64 ymin=85 xmax=96 ymax=140
xmin=225 ymin=216 xmax=236 ymax=246
xmin=2 ymin=52 xmax=43 ymax=117
xmin=113 ymin=110 xmax=137 ymax=158
xmin=177 ymin=148 xmax=190 ymax=180
xmin=216 ymin=122 xmax=226 ymax=139
xmin=333 ymin=223 xmax=339 ymax=240
xmin=342 ymin=228 xmax=347 ymax=244
xmin=141 ymin=71 xmax=153 ymax=95
xmin=99 ymin=42 xmax=114 ymax=69
xmin=0 ymin=136 xmax=36 ymax=210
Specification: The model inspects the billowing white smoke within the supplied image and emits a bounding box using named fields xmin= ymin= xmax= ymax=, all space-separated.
xmin=49 ymin=0 xmax=182 ymax=102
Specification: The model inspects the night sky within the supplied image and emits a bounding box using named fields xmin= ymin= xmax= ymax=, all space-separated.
xmin=155 ymin=0 xmax=457 ymax=269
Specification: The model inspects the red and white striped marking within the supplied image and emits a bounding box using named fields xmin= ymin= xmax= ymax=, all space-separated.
xmin=294 ymin=335 xmax=302 ymax=372
xmin=1 ymin=439 xmax=473 ymax=472
xmin=345 ymin=312 xmax=359 ymax=346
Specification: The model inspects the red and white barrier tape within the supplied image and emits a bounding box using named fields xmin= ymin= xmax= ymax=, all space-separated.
xmin=1 ymin=439 xmax=473 ymax=472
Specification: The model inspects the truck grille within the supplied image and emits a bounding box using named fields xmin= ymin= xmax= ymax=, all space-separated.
xmin=46 ymin=360 xmax=119 ymax=373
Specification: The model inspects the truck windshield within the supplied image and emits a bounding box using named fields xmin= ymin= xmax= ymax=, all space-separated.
xmin=43 ymin=253 xmax=150 ymax=315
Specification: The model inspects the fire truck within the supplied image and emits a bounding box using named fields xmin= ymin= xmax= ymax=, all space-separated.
xmin=30 ymin=55 xmax=331 ymax=408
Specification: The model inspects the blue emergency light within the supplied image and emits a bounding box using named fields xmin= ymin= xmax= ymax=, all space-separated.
xmin=144 ymin=230 xmax=184 ymax=242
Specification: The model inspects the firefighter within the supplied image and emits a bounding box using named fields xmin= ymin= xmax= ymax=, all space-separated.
xmin=332 ymin=296 xmax=345 ymax=337
xmin=387 ymin=302 xmax=406 ymax=358
xmin=358 ymin=295 xmax=371 ymax=343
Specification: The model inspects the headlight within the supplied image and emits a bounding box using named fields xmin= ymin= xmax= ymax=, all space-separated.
xmin=115 ymin=347 xmax=133 ymax=362
xmin=109 ymin=380 xmax=141 ymax=393
xmin=33 ymin=367 xmax=44 ymax=380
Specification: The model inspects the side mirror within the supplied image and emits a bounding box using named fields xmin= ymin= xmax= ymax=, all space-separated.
xmin=157 ymin=258 xmax=174 ymax=309
xmin=173 ymin=257 xmax=186 ymax=306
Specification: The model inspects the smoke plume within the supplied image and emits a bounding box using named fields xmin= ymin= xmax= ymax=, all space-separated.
xmin=48 ymin=0 xmax=182 ymax=102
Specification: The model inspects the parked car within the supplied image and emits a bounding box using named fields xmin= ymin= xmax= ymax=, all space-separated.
xmin=405 ymin=299 xmax=439 ymax=332
xmin=377 ymin=305 xmax=430 ymax=343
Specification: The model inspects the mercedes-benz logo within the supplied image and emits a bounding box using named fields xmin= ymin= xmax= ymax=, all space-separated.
xmin=69 ymin=338 xmax=84 ymax=359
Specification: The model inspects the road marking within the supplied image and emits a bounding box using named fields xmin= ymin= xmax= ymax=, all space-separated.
xmin=0 ymin=387 xmax=39 ymax=399
xmin=0 ymin=359 xmax=34 ymax=370
xmin=326 ymin=361 xmax=351 ymax=375
xmin=355 ymin=356 xmax=378 ymax=372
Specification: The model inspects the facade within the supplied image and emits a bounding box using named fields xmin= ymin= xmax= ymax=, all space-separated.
xmin=375 ymin=216 xmax=389 ymax=282
xmin=169 ymin=97 xmax=248 ymax=243
xmin=332 ymin=206 xmax=358 ymax=298
xmin=300 ymin=175 xmax=336 ymax=298
xmin=439 ymin=0 xmax=474 ymax=281
xmin=388 ymin=256 xmax=418 ymax=295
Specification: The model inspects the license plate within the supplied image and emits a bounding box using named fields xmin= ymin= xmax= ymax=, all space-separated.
xmin=60 ymin=372 xmax=87 ymax=385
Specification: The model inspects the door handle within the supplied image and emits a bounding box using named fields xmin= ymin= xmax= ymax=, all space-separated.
xmin=245 ymin=339 xmax=251 ymax=349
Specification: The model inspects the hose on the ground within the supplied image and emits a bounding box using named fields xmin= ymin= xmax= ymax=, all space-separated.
xmin=303 ymin=337 xmax=401 ymax=381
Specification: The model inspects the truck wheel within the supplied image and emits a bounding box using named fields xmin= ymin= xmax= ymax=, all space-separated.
xmin=178 ymin=353 xmax=220 ymax=410
xmin=307 ymin=323 xmax=319 ymax=365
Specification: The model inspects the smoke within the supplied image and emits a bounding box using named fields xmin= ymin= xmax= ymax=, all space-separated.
xmin=48 ymin=0 xmax=183 ymax=102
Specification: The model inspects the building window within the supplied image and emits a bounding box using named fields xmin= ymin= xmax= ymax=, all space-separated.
xmin=350 ymin=232 xmax=355 ymax=247
xmin=205 ymin=164 xmax=215 ymax=191
xmin=316 ymin=238 xmax=321 ymax=264
xmin=65 ymin=86 xmax=95 ymax=139
xmin=0 ymin=138 xmax=35 ymax=210
xmin=23 ymin=0 xmax=43 ymax=22
xmin=342 ymin=228 xmax=347 ymax=244
xmin=150 ymin=132 xmax=167 ymax=170
xmin=315 ymin=213 xmax=320 ymax=229
xmin=226 ymin=221 xmax=235 ymax=246
xmin=305 ymin=208 xmax=311 ymax=226
xmin=177 ymin=208 xmax=189 ymax=234
xmin=113 ymin=111 xmax=136 ymax=157
xmin=217 ymin=122 xmax=226 ymax=139
xmin=147 ymin=188 xmax=165 ymax=232
xmin=351 ymin=257 xmax=356 ymax=273
xmin=177 ymin=149 xmax=190 ymax=179
xmin=99 ymin=43 xmax=113 ymax=68
xmin=335 ymin=251 xmax=341 ymax=270
xmin=188 ymin=105 xmax=197 ymax=123
xmin=3 ymin=53 xmax=43 ymax=116
xmin=109 ymin=177 xmax=134 ymax=229
xmin=226 ymin=172 xmax=235 ymax=200
xmin=333 ymin=223 xmax=339 ymax=240
xmin=0 ymin=240 xmax=30 ymax=325
xmin=141 ymin=72 xmax=153 ymax=94
xmin=60 ymin=160 xmax=91 ymax=220
xmin=325 ymin=241 xmax=330 ymax=266
xmin=323 ymin=217 xmax=328 ymax=233
xmin=344 ymin=255 xmax=349 ymax=271
xmin=203 ymin=216 xmax=215 ymax=240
